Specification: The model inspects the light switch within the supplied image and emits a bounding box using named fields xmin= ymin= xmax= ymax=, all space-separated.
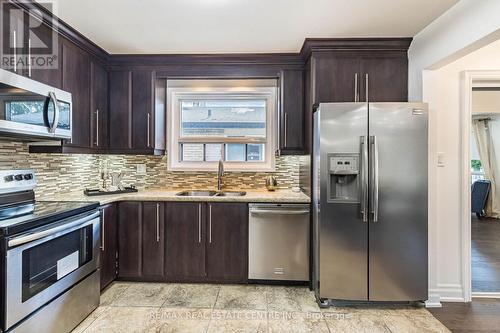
xmin=136 ymin=164 xmax=147 ymax=175
xmin=437 ymin=152 xmax=445 ymax=167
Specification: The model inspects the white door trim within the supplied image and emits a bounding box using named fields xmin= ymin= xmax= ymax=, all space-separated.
xmin=460 ymin=70 xmax=500 ymax=303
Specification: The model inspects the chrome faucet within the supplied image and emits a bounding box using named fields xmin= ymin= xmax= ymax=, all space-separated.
xmin=217 ymin=159 xmax=224 ymax=191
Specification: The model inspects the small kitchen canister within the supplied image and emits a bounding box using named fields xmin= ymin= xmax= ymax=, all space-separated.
xmin=265 ymin=175 xmax=278 ymax=191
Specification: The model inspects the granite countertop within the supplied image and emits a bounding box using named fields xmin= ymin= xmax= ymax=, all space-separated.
xmin=48 ymin=189 xmax=311 ymax=205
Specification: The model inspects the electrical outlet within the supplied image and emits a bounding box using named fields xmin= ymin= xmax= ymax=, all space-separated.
xmin=136 ymin=164 xmax=147 ymax=175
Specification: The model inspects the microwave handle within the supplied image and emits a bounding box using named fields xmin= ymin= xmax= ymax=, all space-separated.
xmin=48 ymin=92 xmax=60 ymax=133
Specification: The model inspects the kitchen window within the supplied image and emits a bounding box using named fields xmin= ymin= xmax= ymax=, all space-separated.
xmin=167 ymin=79 xmax=277 ymax=171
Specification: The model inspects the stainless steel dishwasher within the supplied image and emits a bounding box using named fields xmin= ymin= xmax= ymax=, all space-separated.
xmin=248 ymin=203 xmax=310 ymax=281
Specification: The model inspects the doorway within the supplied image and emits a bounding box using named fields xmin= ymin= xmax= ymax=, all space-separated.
xmin=462 ymin=72 xmax=500 ymax=299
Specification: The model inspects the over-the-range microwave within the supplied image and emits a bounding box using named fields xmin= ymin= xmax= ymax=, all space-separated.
xmin=0 ymin=68 xmax=72 ymax=140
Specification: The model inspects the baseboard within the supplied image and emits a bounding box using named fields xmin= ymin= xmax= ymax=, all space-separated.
xmin=425 ymin=290 xmax=442 ymax=307
xmin=472 ymin=292 xmax=500 ymax=299
xmin=428 ymin=284 xmax=465 ymax=304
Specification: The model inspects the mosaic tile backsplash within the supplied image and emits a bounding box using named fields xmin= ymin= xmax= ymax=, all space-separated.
xmin=0 ymin=140 xmax=305 ymax=200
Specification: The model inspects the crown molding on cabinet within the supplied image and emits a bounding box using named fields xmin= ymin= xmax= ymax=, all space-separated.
xmin=299 ymin=38 xmax=413 ymax=59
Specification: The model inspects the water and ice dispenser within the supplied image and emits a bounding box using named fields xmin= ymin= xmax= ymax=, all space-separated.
xmin=327 ymin=153 xmax=360 ymax=203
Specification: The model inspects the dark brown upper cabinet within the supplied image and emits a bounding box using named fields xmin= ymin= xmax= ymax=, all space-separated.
xmin=26 ymin=16 xmax=62 ymax=88
xmin=108 ymin=70 xmax=165 ymax=155
xmin=90 ymin=60 xmax=109 ymax=150
xmin=302 ymin=41 xmax=410 ymax=153
xmin=206 ymin=203 xmax=248 ymax=283
xmin=309 ymin=51 xmax=408 ymax=104
xmin=279 ymin=69 xmax=305 ymax=155
xmin=100 ymin=203 xmax=118 ymax=290
xmin=312 ymin=51 xmax=362 ymax=103
xmin=61 ymin=39 xmax=91 ymax=149
xmin=108 ymin=70 xmax=132 ymax=151
xmin=358 ymin=52 xmax=408 ymax=103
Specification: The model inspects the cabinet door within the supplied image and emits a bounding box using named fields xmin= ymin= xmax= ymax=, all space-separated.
xmin=1 ymin=2 xmax=25 ymax=75
xmin=90 ymin=60 xmax=108 ymax=149
xmin=100 ymin=203 xmax=117 ymax=290
xmin=359 ymin=53 xmax=408 ymax=102
xmin=206 ymin=203 xmax=248 ymax=282
xmin=280 ymin=69 xmax=305 ymax=154
xmin=27 ymin=16 xmax=62 ymax=88
xmin=131 ymin=70 xmax=154 ymax=150
xmin=109 ymin=70 xmax=132 ymax=150
xmin=313 ymin=51 xmax=361 ymax=103
xmin=142 ymin=202 xmax=165 ymax=279
xmin=118 ymin=202 xmax=142 ymax=278
xmin=62 ymin=39 xmax=91 ymax=148
xmin=165 ymin=202 xmax=206 ymax=281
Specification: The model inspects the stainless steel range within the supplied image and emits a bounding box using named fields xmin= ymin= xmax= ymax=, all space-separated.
xmin=0 ymin=170 xmax=100 ymax=333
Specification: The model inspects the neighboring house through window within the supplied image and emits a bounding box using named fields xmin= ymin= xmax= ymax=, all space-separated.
xmin=167 ymin=79 xmax=277 ymax=171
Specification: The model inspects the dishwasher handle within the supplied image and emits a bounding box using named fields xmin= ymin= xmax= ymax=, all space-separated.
xmin=250 ymin=209 xmax=310 ymax=216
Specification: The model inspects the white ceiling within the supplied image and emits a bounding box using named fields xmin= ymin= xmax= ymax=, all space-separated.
xmin=41 ymin=0 xmax=458 ymax=54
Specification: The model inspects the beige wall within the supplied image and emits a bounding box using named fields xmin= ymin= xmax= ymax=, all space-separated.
xmin=423 ymin=38 xmax=500 ymax=303
xmin=0 ymin=140 xmax=305 ymax=199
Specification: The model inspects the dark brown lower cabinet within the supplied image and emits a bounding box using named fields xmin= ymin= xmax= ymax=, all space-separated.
xmin=206 ymin=203 xmax=248 ymax=282
xmin=117 ymin=201 xmax=166 ymax=280
xmin=165 ymin=202 xmax=206 ymax=281
xmin=142 ymin=202 xmax=165 ymax=279
xmin=117 ymin=202 xmax=142 ymax=278
xmin=114 ymin=201 xmax=248 ymax=283
xmin=100 ymin=203 xmax=118 ymax=290
xmin=165 ymin=202 xmax=248 ymax=283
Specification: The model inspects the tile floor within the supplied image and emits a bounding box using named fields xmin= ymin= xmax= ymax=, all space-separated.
xmin=73 ymin=282 xmax=450 ymax=333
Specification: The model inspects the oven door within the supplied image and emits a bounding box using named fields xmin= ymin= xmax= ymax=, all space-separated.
xmin=4 ymin=210 xmax=100 ymax=330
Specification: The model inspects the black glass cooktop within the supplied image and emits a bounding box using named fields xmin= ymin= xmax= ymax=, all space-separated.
xmin=0 ymin=201 xmax=99 ymax=237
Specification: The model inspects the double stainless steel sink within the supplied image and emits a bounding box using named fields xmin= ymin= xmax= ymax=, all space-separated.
xmin=175 ymin=190 xmax=246 ymax=197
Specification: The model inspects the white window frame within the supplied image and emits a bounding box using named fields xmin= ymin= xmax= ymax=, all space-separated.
xmin=167 ymin=80 xmax=277 ymax=171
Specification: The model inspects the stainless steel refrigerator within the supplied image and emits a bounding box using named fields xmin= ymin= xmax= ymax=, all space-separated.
xmin=312 ymin=102 xmax=428 ymax=303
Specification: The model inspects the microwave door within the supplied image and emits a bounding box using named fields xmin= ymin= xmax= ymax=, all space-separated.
xmin=0 ymin=68 xmax=72 ymax=140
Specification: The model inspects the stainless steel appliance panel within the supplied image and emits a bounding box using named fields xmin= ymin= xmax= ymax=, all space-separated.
xmin=317 ymin=103 xmax=368 ymax=301
xmin=368 ymin=103 xmax=428 ymax=301
xmin=248 ymin=204 xmax=309 ymax=281
xmin=5 ymin=211 xmax=100 ymax=330
xmin=0 ymin=68 xmax=72 ymax=140
xmin=11 ymin=270 xmax=100 ymax=333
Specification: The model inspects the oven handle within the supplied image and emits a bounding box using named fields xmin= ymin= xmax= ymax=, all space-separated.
xmin=250 ymin=209 xmax=310 ymax=216
xmin=8 ymin=211 xmax=100 ymax=248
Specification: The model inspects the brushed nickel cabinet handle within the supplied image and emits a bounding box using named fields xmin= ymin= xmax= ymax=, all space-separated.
xmin=209 ymin=204 xmax=212 ymax=244
xmin=147 ymin=113 xmax=151 ymax=147
xmin=284 ymin=113 xmax=288 ymax=147
xmin=100 ymin=209 xmax=105 ymax=251
xmin=156 ymin=203 xmax=160 ymax=242
xmin=198 ymin=204 xmax=202 ymax=243
xmin=95 ymin=109 xmax=99 ymax=147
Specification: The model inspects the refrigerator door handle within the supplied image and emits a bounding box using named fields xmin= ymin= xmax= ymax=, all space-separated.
xmin=354 ymin=73 xmax=359 ymax=102
xmin=360 ymin=136 xmax=368 ymax=222
xmin=370 ymin=135 xmax=379 ymax=222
